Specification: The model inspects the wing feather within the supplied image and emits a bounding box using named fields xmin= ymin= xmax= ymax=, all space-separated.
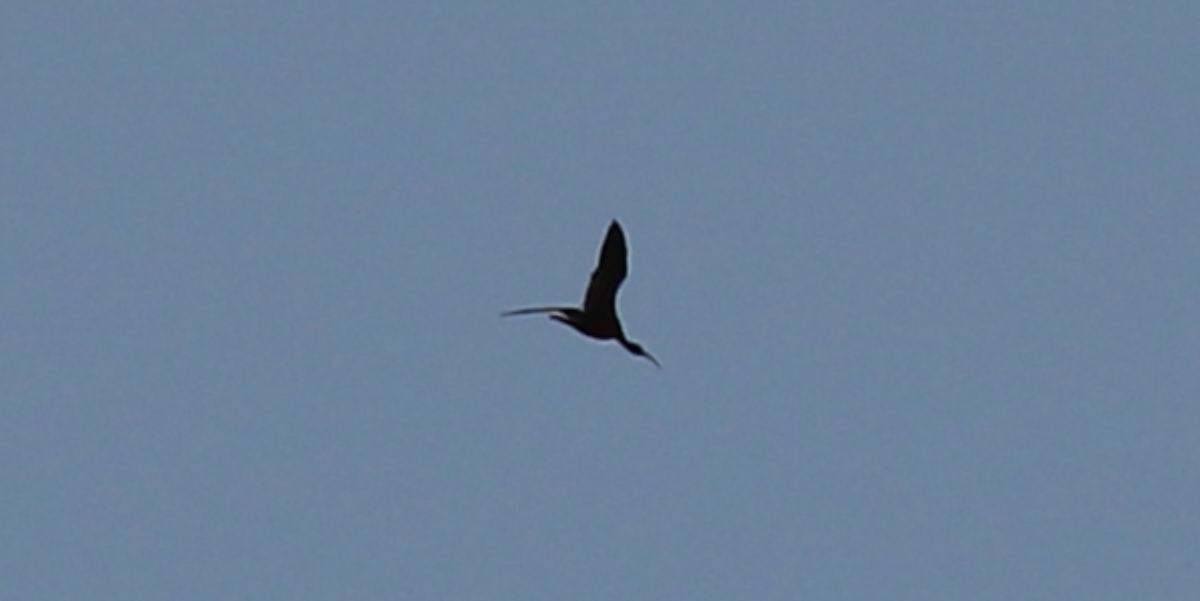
xmin=582 ymin=220 xmax=628 ymax=317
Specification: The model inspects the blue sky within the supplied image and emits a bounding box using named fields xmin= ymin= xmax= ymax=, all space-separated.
xmin=3 ymin=2 xmax=1198 ymax=599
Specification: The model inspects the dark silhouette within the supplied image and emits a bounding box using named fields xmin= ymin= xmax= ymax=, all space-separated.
xmin=503 ymin=220 xmax=660 ymax=368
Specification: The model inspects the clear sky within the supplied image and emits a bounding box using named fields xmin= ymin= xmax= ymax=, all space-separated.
xmin=3 ymin=3 xmax=1197 ymax=600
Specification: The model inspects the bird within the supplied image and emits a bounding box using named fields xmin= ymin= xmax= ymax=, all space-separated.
xmin=503 ymin=220 xmax=660 ymax=368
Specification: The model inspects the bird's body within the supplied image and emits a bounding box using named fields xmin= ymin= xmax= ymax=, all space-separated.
xmin=503 ymin=220 xmax=659 ymax=367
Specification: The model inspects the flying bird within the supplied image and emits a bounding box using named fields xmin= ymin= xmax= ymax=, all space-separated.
xmin=503 ymin=220 xmax=660 ymax=367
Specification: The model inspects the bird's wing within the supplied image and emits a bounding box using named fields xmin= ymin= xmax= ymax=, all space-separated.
xmin=582 ymin=220 xmax=628 ymax=317
xmin=501 ymin=306 xmax=573 ymax=317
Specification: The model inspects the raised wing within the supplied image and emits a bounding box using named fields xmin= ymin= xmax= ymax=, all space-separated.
xmin=581 ymin=220 xmax=628 ymax=317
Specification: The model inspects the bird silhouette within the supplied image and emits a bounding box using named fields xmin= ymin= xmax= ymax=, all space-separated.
xmin=503 ymin=220 xmax=660 ymax=368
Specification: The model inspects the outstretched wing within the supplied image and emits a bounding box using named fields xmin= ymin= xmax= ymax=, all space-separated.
xmin=582 ymin=220 xmax=628 ymax=317
xmin=501 ymin=306 xmax=574 ymax=317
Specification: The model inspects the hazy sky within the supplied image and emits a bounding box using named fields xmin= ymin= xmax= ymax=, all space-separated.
xmin=3 ymin=3 xmax=1198 ymax=599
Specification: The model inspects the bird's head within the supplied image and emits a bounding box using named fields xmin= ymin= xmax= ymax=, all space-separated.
xmin=621 ymin=340 xmax=661 ymax=368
